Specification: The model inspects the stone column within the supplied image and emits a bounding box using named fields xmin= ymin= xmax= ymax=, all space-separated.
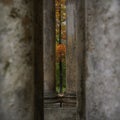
xmin=66 ymin=0 xmax=77 ymax=96
xmin=43 ymin=0 xmax=56 ymax=101
xmin=86 ymin=0 xmax=120 ymax=120
xmin=75 ymin=0 xmax=86 ymax=119
xmin=0 ymin=0 xmax=34 ymax=120
xmin=64 ymin=0 xmax=77 ymax=107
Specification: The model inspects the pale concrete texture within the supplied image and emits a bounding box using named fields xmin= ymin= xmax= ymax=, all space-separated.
xmin=0 ymin=0 xmax=34 ymax=120
xmin=86 ymin=0 xmax=120 ymax=120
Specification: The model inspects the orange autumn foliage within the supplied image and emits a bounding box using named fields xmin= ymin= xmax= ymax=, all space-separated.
xmin=56 ymin=0 xmax=66 ymax=62
xmin=56 ymin=44 xmax=66 ymax=62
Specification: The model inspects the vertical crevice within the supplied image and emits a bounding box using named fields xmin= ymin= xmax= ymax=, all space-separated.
xmin=34 ymin=0 xmax=44 ymax=119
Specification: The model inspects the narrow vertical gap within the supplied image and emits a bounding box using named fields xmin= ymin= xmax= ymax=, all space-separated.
xmin=55 ymin=0 xmax=66 ymax=94
xmin=55 ymin=0 xmax=66 ymax=107
xmin=58 ymin=0 xmax=63 ymax=95
xmin=34 ymin=0 xmax=44 ymax=119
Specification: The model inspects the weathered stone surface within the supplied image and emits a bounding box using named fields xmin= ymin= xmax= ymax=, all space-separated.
xmin=86 ymin=0 xmax=120 ymax=120
xmin=0 ymin=0 xmax=34 ymax=120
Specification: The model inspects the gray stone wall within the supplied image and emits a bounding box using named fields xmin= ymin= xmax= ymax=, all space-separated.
xmin=0 ymin=0 xmax=34 ymax=120
xmin=86 ymin=0 xmax=120 ymax=120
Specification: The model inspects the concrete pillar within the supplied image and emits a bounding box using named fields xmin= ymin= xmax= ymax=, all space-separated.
xmin=86 ymin=0 xmax=120 ymax=119
xmin=75 ymin=0 xmax=86 ymax=119
xmin=0 ymin=0 xmax=34 ymax=120
xmin=43 ymin=0 xmax=56 ymax=99
xmin=66 ymin=0 xmax=77 ymax=96
xmin=62 ymin=0 xmax=77 ymax=107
